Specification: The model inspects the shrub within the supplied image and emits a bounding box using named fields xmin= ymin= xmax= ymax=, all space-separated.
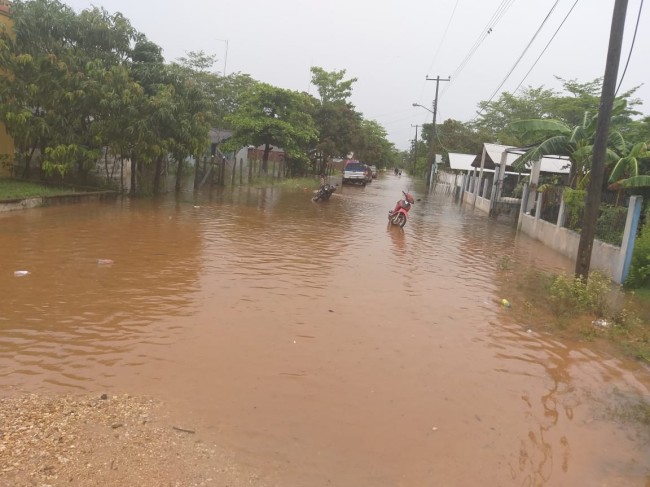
xmin=563 ymin=188 xmax=586 ymax=231
xmin=595 ymin=204 xmax=627 ymax=246
xmin=548 ymin=271 xmax=612 ymax=318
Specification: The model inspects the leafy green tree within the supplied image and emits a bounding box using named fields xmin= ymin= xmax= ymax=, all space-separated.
xmin=509 ymin=100 xmax=628 ymax=189
xmin=225 ymin=82 xmax=318 ymax=174
xmin=354 ymin=119 xmax=398 ymax=168
xmin=309 ymin=66 xmax=357 ymax=104
xmin=309 ymin=66 xmax=362 ymax=173
xmin=608 ymin=141 xmax=650 ymax=191
xmin=472 ymin=86 xmax=557 ymax=144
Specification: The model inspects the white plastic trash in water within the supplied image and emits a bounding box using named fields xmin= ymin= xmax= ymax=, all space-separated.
xmin=14 ymin=270 xmax=30 ymax=277
xmin=97 ymin=259 xmax=114 ymax=265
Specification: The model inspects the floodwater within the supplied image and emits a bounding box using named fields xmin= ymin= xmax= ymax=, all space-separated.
xmin=1 ymin=173 xmax=649 ymax=486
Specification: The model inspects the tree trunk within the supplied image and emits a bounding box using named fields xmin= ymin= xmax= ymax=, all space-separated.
xmin=262 ymin=143 xmax=272 ymax=174
xmin=130 ymin=154 xmax=137 ymax=195
xmin=153 ymin=155 xmax=164 ymax=195
xmin=175 ymin=158 xmax=183 ymax=192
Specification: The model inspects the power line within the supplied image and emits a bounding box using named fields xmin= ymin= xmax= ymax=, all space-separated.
xmin=475 ymin=0 xmax=561 ymax=119
xmin=616 ymin=0 xmax=644 ymax=95
xmin=440 ymin=0 xmax=517 ymax=98
xmin=426 ymin=0 xmax=460 ymax=75
xmin=512 ymin=0 xmax=581 ymax=95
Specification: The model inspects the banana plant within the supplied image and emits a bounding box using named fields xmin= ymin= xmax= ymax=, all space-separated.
xmin=608 ymin=141 xmax=650 ymax=190
xmin=509 ymin=100 xmax=627 ymax=189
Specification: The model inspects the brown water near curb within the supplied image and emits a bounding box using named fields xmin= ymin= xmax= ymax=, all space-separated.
xmin=1 ymin=174 xmax=649 ymax=486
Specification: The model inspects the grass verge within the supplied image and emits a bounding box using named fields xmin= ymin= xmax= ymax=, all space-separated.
xmin=0 ymin=179 xmax=76 ymax=200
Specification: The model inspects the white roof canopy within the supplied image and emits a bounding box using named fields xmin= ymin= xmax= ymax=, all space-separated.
xmin=482 ymin=143 xmax=570 ymax=174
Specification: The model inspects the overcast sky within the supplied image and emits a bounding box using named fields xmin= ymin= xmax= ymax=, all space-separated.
xmin=63 ymin=0 xmax=649 ymax=151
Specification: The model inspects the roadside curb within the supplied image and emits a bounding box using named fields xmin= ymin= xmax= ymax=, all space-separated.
xmin=0 ymin=190 xmax=118 ymax=212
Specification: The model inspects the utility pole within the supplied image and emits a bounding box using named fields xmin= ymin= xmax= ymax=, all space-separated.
xmin=575 ymin=0 xmax=628 ymax=279
xmin=411 ymin=124 xmax=420 ymax=174
xmin=425 ymin=75 xmax=451 ymax=191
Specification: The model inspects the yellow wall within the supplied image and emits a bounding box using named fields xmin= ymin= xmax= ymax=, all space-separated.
xmin=0 ymin=2 xmax=14 ymax=177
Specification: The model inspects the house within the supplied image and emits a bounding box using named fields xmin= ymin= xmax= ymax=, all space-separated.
xmin=459 ymin=143 xmax=570 ymax=215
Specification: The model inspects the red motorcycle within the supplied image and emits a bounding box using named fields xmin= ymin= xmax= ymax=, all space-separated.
xmin=388 ymin=191 xmax=415 ymax=227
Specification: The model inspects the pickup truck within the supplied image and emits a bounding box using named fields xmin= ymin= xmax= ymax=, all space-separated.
xmin=342 ymin=161 xmax=367 ymax=186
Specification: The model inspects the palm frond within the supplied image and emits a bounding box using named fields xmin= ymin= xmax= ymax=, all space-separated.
xmin=508 ymin=119 xmax=570 ymax=139
xmin=511 ymin=135 xmax=571 ymax=171
xmin=611 ymin=174 xmax=650 ymax=189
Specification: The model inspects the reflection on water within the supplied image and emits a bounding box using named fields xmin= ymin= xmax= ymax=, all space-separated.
xmin=0 ymin=175 xmax=649 ymax=485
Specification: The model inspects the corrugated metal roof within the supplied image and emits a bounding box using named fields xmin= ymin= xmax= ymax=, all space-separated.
xmin=449 ymin=152 xmax=480 ymax=172
xmin=479 ymin=143 xmax=570 ymax=174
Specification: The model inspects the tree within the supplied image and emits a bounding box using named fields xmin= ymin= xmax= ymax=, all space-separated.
xmin=309 ymin=66 xmax=362 ymax=173
xmin=354 ymin=119 xmax=398 ymax=168
xmin=225 ymin=82 xmax=318 ymax=174
xmin=508 ymin=100 xmax=628 ymax=189
xmin=309 ymin=66 xmax=357 ymax=105
xmin=608 ymin=141 xmax=650 ymax=190
xmin=420 ymin=118 xmax=491 ymax=166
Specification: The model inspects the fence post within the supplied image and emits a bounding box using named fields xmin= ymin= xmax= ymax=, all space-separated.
xmin=535 ymin=191 xmax=543 ymax=220
xmin=619 ymin=195 xmax=643 ymax=283
xmin=557 ymin=189 xmax=566 ymax=228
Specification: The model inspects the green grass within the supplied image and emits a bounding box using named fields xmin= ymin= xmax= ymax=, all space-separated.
xmin=0 ymin=179 xmax=76 ymax=200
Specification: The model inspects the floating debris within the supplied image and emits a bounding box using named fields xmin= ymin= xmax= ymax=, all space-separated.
xmin=13 ymin=270 xmax=30 ymax=277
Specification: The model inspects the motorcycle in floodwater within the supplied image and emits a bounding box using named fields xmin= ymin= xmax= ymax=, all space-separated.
xmin=312 ymin=183 xmax=337 ymax=202
xmin=388 ymin=191 xmax=415 ymax=227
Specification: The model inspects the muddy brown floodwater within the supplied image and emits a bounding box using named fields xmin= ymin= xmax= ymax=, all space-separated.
xmin=1 ymin=173 xmax=649 ymax=486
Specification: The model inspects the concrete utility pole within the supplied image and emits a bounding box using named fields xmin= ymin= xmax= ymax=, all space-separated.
xmin=425 ymin=75 xmax=451 ymax=192
xmin=411 ymin=124 xmax=420 ymax=173
xmin=575 ymin=0 xmax=628 ymax=279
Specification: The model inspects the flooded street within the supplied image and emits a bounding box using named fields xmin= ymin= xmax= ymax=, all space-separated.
xmin=1 ymin=173 xmax=649 ymax=486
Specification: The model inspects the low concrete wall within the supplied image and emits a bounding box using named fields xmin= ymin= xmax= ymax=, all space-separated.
xmin=519 ymin=213 xmax=623 ymax=282
xmin=0 ymin=191 xmax=118 ymax=213
xmin=462 ymin=190 xmax=490 ymax=213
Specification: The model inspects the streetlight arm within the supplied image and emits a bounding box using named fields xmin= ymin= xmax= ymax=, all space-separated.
xmin=412 ymin=103 xmax=434 ymax=115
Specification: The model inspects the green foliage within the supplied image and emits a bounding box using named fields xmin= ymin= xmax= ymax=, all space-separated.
xmin=225 ymin=82 xmax=318 ymax=170
xmin=0 ymin=178 xmax=77 ymax=198
xmin=548 ymin=271 xmax=612 ymax=318
xmin=309 ymin=66 xmax=357 ymax=105
xmin=626 ymin=216 xmax=650 ymax=289
xmin=562 ymin=188 xmax=585 ymax=230
xmin=43 ymin=144 xmax=100 ymax=177
xmin=595 ymin=205 xmax=627 ymax=246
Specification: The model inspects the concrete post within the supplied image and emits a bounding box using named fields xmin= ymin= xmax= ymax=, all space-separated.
xmin=535 ymin=191 xmax=543 ymax=220
xmin=557 ymin=190 xmax=567 ymax=228
xmin=482 ymin=178 xmax=490 ymax=200
xmin=475 ymin=146 xmax=486 ymax=199
xmin=619 ymin=195 xmax=643 ymax=283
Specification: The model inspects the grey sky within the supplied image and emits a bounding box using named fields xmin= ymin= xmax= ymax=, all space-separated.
xmin=64 ymin=0 xmax=648 ymax=151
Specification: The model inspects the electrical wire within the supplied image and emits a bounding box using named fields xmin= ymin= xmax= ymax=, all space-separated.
xmin=616 ymin=0 xmax=644 ymax=95
xmin=440 ymin=0 xmax=517 ymax=98
xmin=426 ymin=0 xmax=461 ymax=75
xmin=416 ymin=0 xmax=461 ymax=102
xmin=474 ymin=0 xmax=561 ymax=119
xmin=511 ymin=0 xmax=580 ymax=95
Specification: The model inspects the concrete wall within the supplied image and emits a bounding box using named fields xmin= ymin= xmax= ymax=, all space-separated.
xmin=519 ymin=213 xmax=622 ymax=281
xmin=460 ymin=180 xmax=642 ymax=283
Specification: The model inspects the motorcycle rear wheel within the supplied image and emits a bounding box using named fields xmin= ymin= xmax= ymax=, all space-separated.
xmin=392 ymin=213 xmax=407 ymax=227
